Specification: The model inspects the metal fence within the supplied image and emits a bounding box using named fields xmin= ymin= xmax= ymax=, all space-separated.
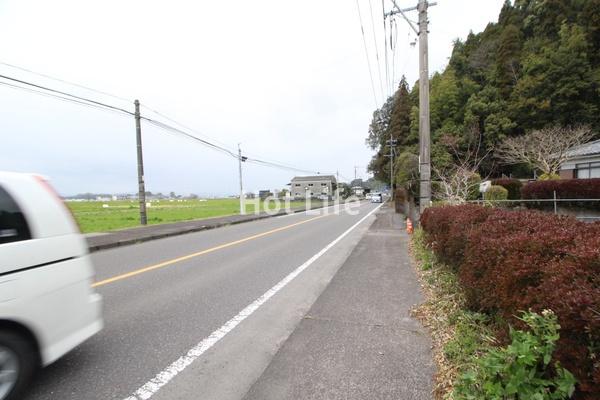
xmin=467 ymin=198 xmax=600 ymax=221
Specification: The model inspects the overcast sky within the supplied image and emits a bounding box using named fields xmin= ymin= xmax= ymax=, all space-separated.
xmin=0 ymin=0 xmax=504 ymax=196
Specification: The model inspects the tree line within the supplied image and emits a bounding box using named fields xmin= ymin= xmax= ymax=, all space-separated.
xmin=367 ymin=0 xmax=600 ymax=198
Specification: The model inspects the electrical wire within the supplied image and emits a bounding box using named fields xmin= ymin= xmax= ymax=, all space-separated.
xmin=0 ymin=74 xmax=133 ymax=115
xmin=368 ymin=0 xmax=385 ymax=102
xmin=141 ymin=117 xmax=328 ymax=176
xmin=390 ymin=18 xmax=399 ymax=90
xmin=355 ymin=0 xmax=379 ymax=108
xmin=245 ymin=158 xmax=322 ymax=175
xmin=382 ymin=0 xmax=390 ymax=98
xmin=0 ymin=61 xmax=133 ymax=103
xmin=0 ymin=71 xmax=333 ymax=177
xmin=140 ymin=117 xmax=239 ymax=158
xmin=0 ymin=81 xmax=133 ymax=119
xmin=140 ymin=104 xmax=236 ymax=153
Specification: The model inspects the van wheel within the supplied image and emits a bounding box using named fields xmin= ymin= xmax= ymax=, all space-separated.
xmin=0 ymin=331 xmax=35 ymax=400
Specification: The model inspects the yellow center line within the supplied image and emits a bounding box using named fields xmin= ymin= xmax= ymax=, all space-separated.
xmin=92 ymin=214 xmax=328 ymax=288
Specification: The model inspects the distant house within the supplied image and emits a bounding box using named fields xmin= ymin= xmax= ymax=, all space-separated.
xmin=352 ymin=186 xmax=365 ymax=197
xmin=290 ymin=175 xmax=337 ymax=199
xmin=258 ymin=190 xmax=273 ymax=200
xmin=559 ymin=139 xmax=600 ymax=179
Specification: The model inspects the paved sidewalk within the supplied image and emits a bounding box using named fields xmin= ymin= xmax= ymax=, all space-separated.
xmin=86 ymin=204 xmax=329 ymax=252
xmin=243 ymin=205 xmax=435 ymax=400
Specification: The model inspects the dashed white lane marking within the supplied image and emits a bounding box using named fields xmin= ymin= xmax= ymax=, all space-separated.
xmin=123 ymin=203 xmax=383 ymax=400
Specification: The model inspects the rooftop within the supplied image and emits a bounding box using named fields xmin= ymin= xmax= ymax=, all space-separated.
xmin=291 ymin=175 xmax=336 ymax=182
xmin=566 ymin=139 xmax=600 ymax=158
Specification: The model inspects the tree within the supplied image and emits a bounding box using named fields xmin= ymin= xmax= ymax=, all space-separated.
xmin=394 ymin=152 xmax=419 ymax=199
xmin=496 ymin=125 xmax=595 ymax=175
xmin=432 ymin=128 xmax=489 ymax=204
xmin=337 ymin=183 xmax=352 ymax=199
xmin=495 ymin=24 xmax=522 ymax=98
xmin=367 ymin=77 xmax=414 ymax=183
xmin=511 ymin=23 xmax=598 ymax=128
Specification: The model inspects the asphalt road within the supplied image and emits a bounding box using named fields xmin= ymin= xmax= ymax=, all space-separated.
xmin=24 ymin=201 xmax=381 ymax=400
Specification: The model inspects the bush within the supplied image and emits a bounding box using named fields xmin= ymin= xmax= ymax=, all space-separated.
xmin=420 ymin=205 xmax=600 ymax=399
xmin=484 ymin=185 xmax=509 ymax=202
xmin=467 ymin=173 xmax=482 ymax=201
xmin=492 ymin=178 xmax=523 ymax=200
xmin=540 ymin=173 xmax=561 ymax=180
xmin=420 ymin=204 xmax=494 ymax=269
xmin=522 ymin=178 xmax=600 ymax=210
xmin=522 ymin=178 xmax=600 ymax=200
xmin=454 ymin=310 xmax=576 ymax=400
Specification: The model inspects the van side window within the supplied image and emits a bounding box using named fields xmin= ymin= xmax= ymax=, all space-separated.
xmin=0 ymin=185 xmax=32 ymax=244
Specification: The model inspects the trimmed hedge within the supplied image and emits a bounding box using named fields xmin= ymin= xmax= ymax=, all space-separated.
xmin=420 ymin=204 xmax=600 ymax=399
xmin=491 ymin=178 xmax=523 ymax=200
xmin=484 ymin=185 xmax=508 ymax=201
xmin=522 ymin=178 xmax=600 ymax=200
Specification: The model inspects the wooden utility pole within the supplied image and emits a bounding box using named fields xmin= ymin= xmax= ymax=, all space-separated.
xmin=238 ymin=143 xmax=245 ymax=215
xmin=387 ymin=0 xmax=435 ymax=212
xmin=417 ymin=0 xmax=432 ymax=212
xmin=134 ymin=99 xmax=147 ymax=225
xmin=386 ymin=137 xmax=397 ymax=197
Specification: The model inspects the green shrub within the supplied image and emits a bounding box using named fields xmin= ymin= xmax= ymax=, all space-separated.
xmin=468 ymin=173 xmax=482 ymax=201
xmin=484 ymin=185 xmax=509 ymax=202
xmin=539 ymin=173 xmax=561 ymax=181
xmin=454 ymin=310 xmax=576 ymax=400
xmin=491 ymin=178 xmax=523 ymax=200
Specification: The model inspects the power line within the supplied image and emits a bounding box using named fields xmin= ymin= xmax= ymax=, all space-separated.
xmin=368 ymin=0 xmax=385 ymax=102
xmin=0 ymin=71 xmax=332 ymax=177
xmin=383 ymin=0 xmax=390 ymax=98
xmin=141 ymin=117 xmax=328 ymax=175
xmin=355 ymin=0 xmax=379 ymax=108
xmin=390 ymin=18 xmax=399 ymax=90
xmin=245 ymin=158 xmax=322 ymax=175
xmin=0 ymin=81 xmax=132 ymax=119
xmin=0 ymin=61 xmax=132 ymax=103
xmin=140 ymin=104 xmax=236 ymax=153
xmin=140 ymin=117 xmax=239 ymax=159
xmin=0 ymin=74 xmax=133 ymax=116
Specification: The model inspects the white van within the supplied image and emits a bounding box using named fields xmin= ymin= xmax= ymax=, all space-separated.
xmin=0 ymin=172 xmax=102 ymax=400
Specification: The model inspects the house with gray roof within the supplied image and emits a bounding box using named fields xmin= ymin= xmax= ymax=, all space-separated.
xmin=290 ymin=175 xmax=337 ymax=199
xmin=560 ymin=139 xmax=600 ymax=179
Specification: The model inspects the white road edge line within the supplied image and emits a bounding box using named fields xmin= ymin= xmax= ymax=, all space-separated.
xmin=123 ymin=203 xmax=384 ymax=400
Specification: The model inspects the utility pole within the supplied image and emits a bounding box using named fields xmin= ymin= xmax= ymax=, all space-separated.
xmin=417 ymin=0 xmax=432 ymax=213
xmin=387 ymin=0 xmax=435 ymax=213
xmin=354 ymin=166 xmax=358 ymax=181
xmin=336 ymin=170 xmax=340 ymax=201
xmin=134 ymin=99 xmax=147 ymax=225
xmin=238 ymin=143 xmax=246 ymax=215
xmin=385 ymin=137 xmax=397 ymax=197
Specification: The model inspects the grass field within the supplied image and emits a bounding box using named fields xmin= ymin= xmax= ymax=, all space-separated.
xmin=67 ymin=198 xmax=312 ymax=233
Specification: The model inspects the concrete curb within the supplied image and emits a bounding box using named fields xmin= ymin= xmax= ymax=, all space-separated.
xmin=86 ymin=203 xmax=348 ymax=253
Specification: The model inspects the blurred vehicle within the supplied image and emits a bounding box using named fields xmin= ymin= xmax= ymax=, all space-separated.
xmin=371 ymin=192 xmax=383 ymax=203
xmin=317 ymin=194 xmax=329 ymax=201
xmin=365 ymin=193 xmax=372 ymax=200
xmin=0 ymin=172 xmax=102 ymax=400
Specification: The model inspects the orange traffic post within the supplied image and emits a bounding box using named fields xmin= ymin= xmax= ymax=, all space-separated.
xmin=406 ymin=218 xmax=414 ymax=234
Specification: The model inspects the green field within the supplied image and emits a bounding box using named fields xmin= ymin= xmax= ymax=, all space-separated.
xmin=67 ymin=198 xmax=312 ymax=233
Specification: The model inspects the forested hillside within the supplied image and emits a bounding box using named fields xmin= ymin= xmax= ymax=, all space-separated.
xmin=367 ymin=0 xmax=600 ymax=190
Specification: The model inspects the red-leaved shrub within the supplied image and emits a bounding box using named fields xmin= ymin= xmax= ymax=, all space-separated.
xmin=420 ymin=204 xmax=494 ymax=270
xmin=522 ymin=178 xmax=600 ymax=200
xmin=420 ymin=205 xmax=600 ymax=399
